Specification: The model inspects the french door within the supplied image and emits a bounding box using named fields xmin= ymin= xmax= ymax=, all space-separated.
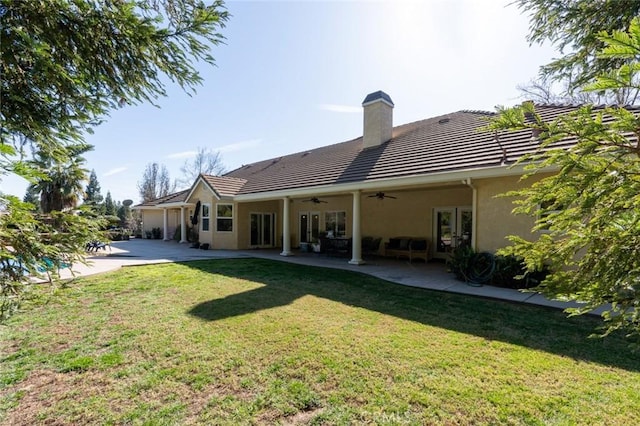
xmin=250 ymin=213 xmax=275 ymax=247
xmin=433 ymin=207 xmax=472 ymax=259
xmin=299 ymin=211 xmax=320 ymax=244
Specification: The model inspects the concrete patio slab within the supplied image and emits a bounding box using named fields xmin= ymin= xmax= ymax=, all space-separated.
xmin=54 ymin=239 xmax=604 ymax=315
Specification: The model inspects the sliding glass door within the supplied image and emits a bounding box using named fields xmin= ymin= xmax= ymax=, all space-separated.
xmin=250 ymin=213 xmax=275 ymax=247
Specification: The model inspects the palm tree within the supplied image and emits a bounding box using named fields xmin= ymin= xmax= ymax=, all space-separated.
xmin=30 ymin=144 xmax=92 ymax=213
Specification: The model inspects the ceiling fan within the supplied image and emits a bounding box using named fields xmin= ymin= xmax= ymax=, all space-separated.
xmin=302 ymin=197 xmax=328 ymax=204
xmin=368 ymin=192 xmax=397 ymax=200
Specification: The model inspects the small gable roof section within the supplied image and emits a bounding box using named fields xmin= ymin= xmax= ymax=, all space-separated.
xmin=185 ymin=174 xmax=247 ymax=202
xmin=134 ymin=189 xmax=189 ymax=209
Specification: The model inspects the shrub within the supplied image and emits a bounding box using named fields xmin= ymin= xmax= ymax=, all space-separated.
xmin=447 ymin=246 xmax=476 ymax=281
xmin=449 ymin=247 xmax=551 ymax=289
xmin=151 ymin=227 xmax=162 ymax=239
xmin=491 ymin=254 xmax=549 ymax=289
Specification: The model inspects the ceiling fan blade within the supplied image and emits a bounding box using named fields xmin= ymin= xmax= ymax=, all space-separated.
xmin=303 ymin=197 xmax=327 ymax=204
xmin=368 ymin=192 xmax=398 ymax=199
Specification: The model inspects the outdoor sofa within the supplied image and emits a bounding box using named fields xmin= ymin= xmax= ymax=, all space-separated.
xmin=384 ymin=237 xmax=429 ymax=263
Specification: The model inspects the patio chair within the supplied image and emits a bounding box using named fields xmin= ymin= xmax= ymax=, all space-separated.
xmin=86 ymin=240 xmax=111 ymax=252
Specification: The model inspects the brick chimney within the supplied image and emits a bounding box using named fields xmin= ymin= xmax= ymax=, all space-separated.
xmin=362 ymin=90 xmax=394 ymax=149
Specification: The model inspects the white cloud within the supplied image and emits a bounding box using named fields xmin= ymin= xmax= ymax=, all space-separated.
xmin=103 ymin=167 xmax=127 ymax=177
xmin=166 ymin=150 xmax=197 ymax=159
xmin=318 ymin=104 xmax=361 ymax=113
xmin=218 ymin=139 xmax=262 ymax=153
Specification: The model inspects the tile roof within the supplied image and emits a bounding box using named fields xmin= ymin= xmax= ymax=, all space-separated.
xmin=200 ymin=175 xmax=247 ymax=197
xmin=144 ymin=103 xmax=640 ymax=205
xmin=135 ymin=189 xmax=189 ymax=207
xmin=224 ymin=104 xmax=621 ymax=195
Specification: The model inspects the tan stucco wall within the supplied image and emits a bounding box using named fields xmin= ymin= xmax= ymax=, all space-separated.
xmin=188 ymin=182 xmax=215 ymax=247
xmin=269 ymin=187 xmax=473 ymax=254
xmin=141 ymin=210 xmax=163 ymax=236
xmin=475 ymin=174 xmax=548 ymax=253
xmin=360 ymin=187 xmax=471 ymax=255
xmin=185 ymin=181 xmax=240 ymax=249
xmin=149 ymin=171 xmax=551 ymax=254
xmin=141 ymin=209 xmax=179 ymax=239
xmin=290 ymin=195 xmax=353 ymax=245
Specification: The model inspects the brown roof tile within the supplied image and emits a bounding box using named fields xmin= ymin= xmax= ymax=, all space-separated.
xmin=143 ymin=104 xmax=639 ymax=204
xmin=223 ymin=104 xmax=640 ymax=195
xmin=135 ymin=189 xmax=189 ymax=207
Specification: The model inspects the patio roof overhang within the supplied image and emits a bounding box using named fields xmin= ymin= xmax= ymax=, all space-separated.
xmin=232 ymin=162 xmax=537 ymax=203
xmin=132 ymin=201 xmax=196 ymax=210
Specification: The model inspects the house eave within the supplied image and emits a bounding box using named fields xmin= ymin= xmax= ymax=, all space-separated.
xmin=132 ymin=201 xmax=195 ymax=210
xmin=233 ymin=163 xmax=551 ymax=202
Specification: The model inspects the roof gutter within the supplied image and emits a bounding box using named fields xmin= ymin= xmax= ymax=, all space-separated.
xmin=132 ymin=201 xmax=195 ymax=210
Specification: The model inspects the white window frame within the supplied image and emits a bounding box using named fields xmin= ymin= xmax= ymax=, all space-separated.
xmin=324 ymin=211 xmax=346 ymax=238
xmin=201 ymin=203 xmax=210 ymax=232
xmin=216 ymin=203 xmax=234 ymax=232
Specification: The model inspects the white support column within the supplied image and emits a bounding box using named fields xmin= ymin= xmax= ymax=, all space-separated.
xmin=179 ymin=206 xmax=187 ymax=243
xmin=280 ymin=197 xmax=293 ymax=256
xmin=463 ymin=178 xmax=478 ymax=251
xmin=349 ymin=190 xmax=364 ymax=265
xmin=162 ymin=208 xmax=169 ymax=241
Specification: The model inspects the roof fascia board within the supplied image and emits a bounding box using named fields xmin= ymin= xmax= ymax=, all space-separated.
xmin=132 ymin=202 xmax=195 ymax=210
xmin=233 ymin=163 xmax=554 ymax=202
xmin=158 ymin=201 xmax=196 ymax=208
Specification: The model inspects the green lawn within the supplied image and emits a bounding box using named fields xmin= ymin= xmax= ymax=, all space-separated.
xmin=2 ymin=258 xmax=640 ymax=425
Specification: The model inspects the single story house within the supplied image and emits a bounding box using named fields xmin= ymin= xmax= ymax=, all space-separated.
xmin=133 ymin=91 xmax=586 ymax=264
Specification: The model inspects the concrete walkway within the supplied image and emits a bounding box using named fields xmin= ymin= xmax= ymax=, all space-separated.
xmin=61 ymin=239 xmax=591 ymax=313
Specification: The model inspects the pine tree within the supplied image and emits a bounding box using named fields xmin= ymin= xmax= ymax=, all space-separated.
xmin=104 ymin=191 xmax=116 ymax=216
xmin=84 ymin=170 xmax=104 ymax=205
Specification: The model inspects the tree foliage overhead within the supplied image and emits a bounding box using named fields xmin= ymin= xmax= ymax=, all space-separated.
xmin=490 ymin=18 xmax=640 ymax=340
xmin=0 ymin=0 xmax=229 ymax=321
xmin=515 ymin=0 xmax=640 ymax=99
xmin=1 ymin=0 xmax=229 ymax=153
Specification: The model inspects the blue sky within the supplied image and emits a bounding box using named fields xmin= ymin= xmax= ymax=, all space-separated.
xmin=2 ymin=0 xmax=556 ymax=203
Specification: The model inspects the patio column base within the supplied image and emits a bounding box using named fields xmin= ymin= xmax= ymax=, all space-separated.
xmin=348 ymin=259 xmax=365 ymax=265
xmin=280 ymin=250 xmax=294 ymax=257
